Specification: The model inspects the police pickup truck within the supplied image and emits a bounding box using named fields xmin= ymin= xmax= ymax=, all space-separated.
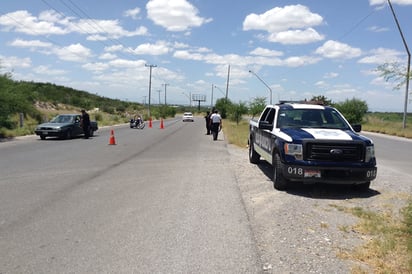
xmin=248 ymin=102 xmax=377 ymax=190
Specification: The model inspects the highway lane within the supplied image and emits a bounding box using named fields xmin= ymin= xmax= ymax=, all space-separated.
xmin=363 ymin=132 xmax=412 ymax=176
xmin=0 ymin=118 xmax=261 ymax=273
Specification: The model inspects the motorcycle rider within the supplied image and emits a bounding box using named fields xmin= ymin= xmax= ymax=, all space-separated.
xmin=130 ymin=114 xmax=142 ymax=128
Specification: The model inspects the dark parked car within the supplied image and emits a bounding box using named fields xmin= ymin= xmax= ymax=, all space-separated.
xmin=35 ymin=114 xmax=98 ymax=140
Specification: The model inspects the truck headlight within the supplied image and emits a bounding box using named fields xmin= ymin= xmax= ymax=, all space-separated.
xmin=365 ymin=145 xmax=375 ymax=162
xmin=284 ymin=143 xmax=303 ymax=160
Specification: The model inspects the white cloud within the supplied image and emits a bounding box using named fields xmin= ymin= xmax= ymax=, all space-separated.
xmin=33 ymin=65 xmax=66 ymax=75
xmin=108 ymin=59 xmax=146 ymax=68
xmin=0 ymin=55 xmax=31 ymax=69
xmin=54 ymin=43 xmax=93 ymax=62
xmin=315 ymin=40 xmax=362 ymax=59
xmin=99 ymin=53 xmax=117 ymax=60
xmin=0 ymin=10 xmax=147 ymax=39
xmin=146 ymin=0 xmax=212 ymax=31
xmin=0 ymin=10 xmax=68 ymax=35
xmin=68 ymin=19 xmax=148 ymax=39
xmin=105 ymin=45 xmax=124 ymax=52
xmin=243 ymin=5 xmax=324 ymax=44
xmin=358 ymin=47 xmax=403 ymax=64
xmin=9 ymin=39 xmax=52 ymax=48
xmin=283 ymin=56 xmax=321 ymax=67
xmin=250 ymin=47 xmax=283 ymax=57
xmin=123 ymin=7 xmax=141 ymax=19
xmin=369 ymin=0 xmax=412 ymax=5
xmin=267 ymin=28 xmax=324 ymax=44
xmin=323 ymin=72 xmax=339 ymax=79
xmin=367 ymin=26 xmax=389 ymax=33
xmin=134 ymin=41 xmax=170 ymax=55
xmin=82 ymin=62 xmax=110 ymax=72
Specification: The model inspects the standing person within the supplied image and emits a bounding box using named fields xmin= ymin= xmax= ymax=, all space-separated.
xmin=204 ymin=111 xmax=211 ymax=135
xmin=81 ymin=109 xmax=91 ymax=139
xmin=209 ymin=109 xmax=222 ymax=141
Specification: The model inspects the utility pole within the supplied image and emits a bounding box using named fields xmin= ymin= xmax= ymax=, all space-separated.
xmin=162 ymin=83 xmax=169 ymax=105
xmin=145 ymin=64 xmax=157 ymax=118
xmin=157 ymin=90 xmax=162 ymax=105
xmin=388 ymin=0 xmax=410 ymax=128
xmin=225 ymin=65 xmax=230 ymax=102
xmin=211 ymin=84 xmax=214 ymax=108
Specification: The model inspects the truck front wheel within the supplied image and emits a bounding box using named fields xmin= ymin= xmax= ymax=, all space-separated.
xmin=248 ymin=139 xmax=260 ymax=164
xmin=273 ymin=153 xmax=288 ymax=190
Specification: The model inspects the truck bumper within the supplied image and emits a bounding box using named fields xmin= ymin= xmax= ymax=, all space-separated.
xmin=280 ymin=163 xmax=377 ymax=184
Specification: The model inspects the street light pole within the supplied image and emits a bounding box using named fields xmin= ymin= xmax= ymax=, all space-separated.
xmin=214 ymin=85 xmax=225 ymax=96
xmin=211 ymin=84 xmax=214 ymax=108
xmin=145 ymin=64 xmax=157 ymax=117
xmin=249 ymin=70 xmax=273 ymax=105
xmin=157 ymin=90 xmax=162 ymax=105
xmin=388 ymin=0 xmax=410 ymax=129
xmin=162 ymin=83 xmax=169 ymax=105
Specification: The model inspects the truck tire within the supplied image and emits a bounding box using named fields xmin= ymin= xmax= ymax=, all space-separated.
xmin=273 ymin=153 xmax=288 ymax=190
xmin=248 ymin=139 xmax=260 ymax=164
xmin=89 ymin=128 xmax=94 ymax=137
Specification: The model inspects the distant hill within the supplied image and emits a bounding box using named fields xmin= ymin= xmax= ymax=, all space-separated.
xmin=0 ymin=73 xmax=143 ymax=131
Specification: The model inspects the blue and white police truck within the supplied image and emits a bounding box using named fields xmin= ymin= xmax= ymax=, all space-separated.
xmin=248 ymin=102 xmax=377 ymax=191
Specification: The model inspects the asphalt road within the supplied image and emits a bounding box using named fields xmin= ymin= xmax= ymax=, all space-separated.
xmin=1 ymin=119 xmax=411 ymax=273
xmin=0 ymin=118 xmax=261 ymax=273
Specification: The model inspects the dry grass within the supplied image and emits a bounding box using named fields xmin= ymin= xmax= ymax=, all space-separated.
xmin=332 ymin=204 xmax=412 ymax=274
xmin=363 ymin=114 xmax=412 ymax=139
xmin=222 ymin=119 xmax=250 ymax=148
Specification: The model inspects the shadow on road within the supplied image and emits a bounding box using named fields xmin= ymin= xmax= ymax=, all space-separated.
xmin=256 ymin=160 xmax=380 ymax=200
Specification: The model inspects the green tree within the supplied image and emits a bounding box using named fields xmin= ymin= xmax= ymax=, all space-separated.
xmin=214 ymin=98 xmax=233 ymax=119
xmin=334 ymin=98 xmax=368 ymax=124
xmin=310 ymin=95 xmax=333 ymax=106
xmin=248 ymin=97 xmax=266 ymax=118
xmin=376 ymin=62 xmax=411 ymax=90
xmin=228 ymin=101 xmax=248 ymax=124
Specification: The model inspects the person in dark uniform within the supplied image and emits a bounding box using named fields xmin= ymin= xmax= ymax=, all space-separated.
xmin=81 ymin=109 xmax=91 ymax=139
xmin=204 ymin=111 xmax=211 ymax=135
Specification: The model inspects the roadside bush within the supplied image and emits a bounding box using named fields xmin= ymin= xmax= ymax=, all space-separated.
xmin=334 ymin=98 xmax=368 ymax=124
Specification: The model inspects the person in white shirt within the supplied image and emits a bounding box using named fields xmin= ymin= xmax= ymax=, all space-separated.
xmin=209 ymin=109 xmax=222 ymax=141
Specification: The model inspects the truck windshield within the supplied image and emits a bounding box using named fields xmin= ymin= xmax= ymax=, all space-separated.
xmin=277 ymin=109 xmax=349 ymax=129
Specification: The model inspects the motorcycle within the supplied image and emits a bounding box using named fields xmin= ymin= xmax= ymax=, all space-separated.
xmin=130 ymin=118 xmax=145 ymax=129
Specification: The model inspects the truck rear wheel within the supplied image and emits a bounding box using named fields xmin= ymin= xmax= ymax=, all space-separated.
xmin=248 ymin=139 xmax=260 ymax=164
xmin=273 ymin=153 xmax=288 ymax=190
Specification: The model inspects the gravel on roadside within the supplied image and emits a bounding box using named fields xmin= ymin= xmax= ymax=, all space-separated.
xmin=226 ymin=143 xmax=412 ymax=274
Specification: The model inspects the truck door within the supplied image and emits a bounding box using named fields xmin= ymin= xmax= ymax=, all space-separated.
xmin=257 ymin=107 xmax=276 ymax=154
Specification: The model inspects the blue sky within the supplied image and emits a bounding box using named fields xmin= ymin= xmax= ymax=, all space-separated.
xmin=1 ymin=0 xmax=411 ymax=112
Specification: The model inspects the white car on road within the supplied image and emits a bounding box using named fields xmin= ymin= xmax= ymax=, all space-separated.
xmin=182 ymin=112 xmax=194 ymax=122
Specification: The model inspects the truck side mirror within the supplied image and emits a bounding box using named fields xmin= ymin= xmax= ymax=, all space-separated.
xmin=352 ymin=124 xmax=362 ymax=132
xmin=259 ymin=121 xmax=273 ymax=131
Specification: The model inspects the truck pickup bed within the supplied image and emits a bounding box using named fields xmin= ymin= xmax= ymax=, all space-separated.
xmin=248 ymin=103 xmax=377 ymax=190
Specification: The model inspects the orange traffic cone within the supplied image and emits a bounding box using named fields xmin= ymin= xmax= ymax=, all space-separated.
xmin=149 ymin=117 xmax=152 ymax=128
xmin=160 ymin=118 xmax=164 ymax=129
xmin=108 ymin=129 xmax=116 ymax=145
